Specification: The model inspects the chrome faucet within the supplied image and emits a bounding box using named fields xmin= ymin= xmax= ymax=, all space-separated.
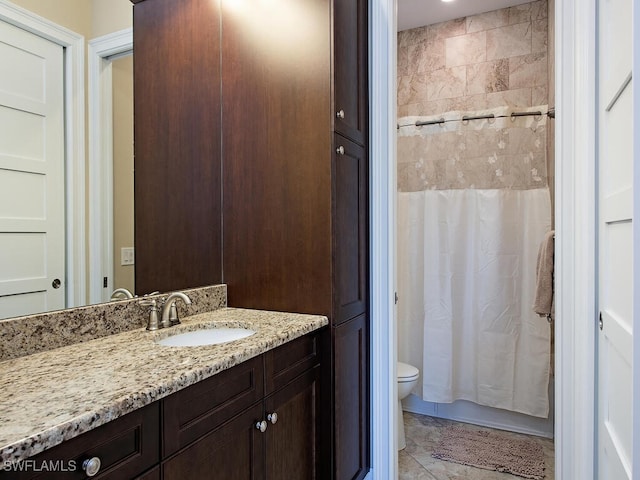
xmin=161 ymin=292 xmax=192 ymax=328
xmin=110 ymin=287 xmax=134 ymax=300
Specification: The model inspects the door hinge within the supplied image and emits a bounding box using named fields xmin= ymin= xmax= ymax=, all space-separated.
xmin=599 ymin=312 xmax=603 ymax=331
xmin=394 ymin=292 xmax=398 ymax=305
xmin=103 ymin=277 xmax=108 ymax=288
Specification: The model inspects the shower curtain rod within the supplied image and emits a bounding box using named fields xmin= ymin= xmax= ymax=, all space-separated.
xmin=397 ymin=108 xmax=556 ymax=130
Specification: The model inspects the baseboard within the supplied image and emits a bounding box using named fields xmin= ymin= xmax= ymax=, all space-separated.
xmin=402 ymin=378 xmax=555 ymax=439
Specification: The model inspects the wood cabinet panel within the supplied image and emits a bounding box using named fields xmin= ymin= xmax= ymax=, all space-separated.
xmin=265 ymin=330 xmax=321 ymax=394
xmin=162 ymin=403 xmax=265 ymax=480
xmin=162 ymin=356 xmax=264 ymax=457
xmin=333 ymin=315 xmax=369 ymax=480
xmin=136 ymin=466 xmax=160 ymax=480
xmin=221 ymin=0 xmax=333 ymax=317
xmin=3 ymin=403 xmax=159 ymax=480
xmin=333 ymin=135 xmax=368 ymax=325
xmin=133 ymin=0 xmax=222 ymax=294
xmin=265 ymin=367 xmax=320 ymax=480
xmin=333 ymin=0 xmax=368 ymax=145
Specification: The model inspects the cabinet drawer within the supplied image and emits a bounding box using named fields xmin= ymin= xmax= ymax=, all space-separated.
xmin=265 ymin=331 xmax=322 ymax=394
xmin=2 ymin=403 xmax=160 ymax=480
xmin=162 ymin=356 xmax=264 ymax=456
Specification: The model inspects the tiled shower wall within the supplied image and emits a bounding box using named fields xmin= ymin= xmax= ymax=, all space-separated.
xmin=397 ymin=0 xmax=549 ymax=118
xmin=397 ymin=0 xmax=556 ymax=373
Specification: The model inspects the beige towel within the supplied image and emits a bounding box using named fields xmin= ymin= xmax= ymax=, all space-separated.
xmin=533 ymin=230 xmax=555 ymax=319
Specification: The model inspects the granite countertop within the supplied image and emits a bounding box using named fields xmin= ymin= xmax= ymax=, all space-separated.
xmin=0 ymin=307 xmax=328 ymax=466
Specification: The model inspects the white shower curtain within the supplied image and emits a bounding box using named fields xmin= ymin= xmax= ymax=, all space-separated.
xmin=398 ymin=188 xmax=552 ymax=418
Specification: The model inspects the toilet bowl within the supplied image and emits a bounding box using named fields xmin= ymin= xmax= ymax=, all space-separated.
xmin=397 ymin=361 xmax=419 ymax=450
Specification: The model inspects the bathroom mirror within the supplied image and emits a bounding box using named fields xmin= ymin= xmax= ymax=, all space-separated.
xmin=0 ymin=0 xmax=157 ymax=321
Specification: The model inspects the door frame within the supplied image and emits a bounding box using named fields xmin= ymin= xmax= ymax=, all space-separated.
xmin=634 ymin=0 xmax=640 ymax=472
xmin=0 ymin=0 xmax=86 ymax=308
xmin=370 ymin=0 xmax=640 ymax=479
xmin=88 ymin=28 xmax=133 ymax=304
xmin=555 ymin=0 xmax=597 ymax=477
xmin=369 ymin=0 xmax=398 ymax=478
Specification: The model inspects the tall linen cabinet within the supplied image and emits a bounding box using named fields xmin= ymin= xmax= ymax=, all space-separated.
xmin=132 ymin=0 xmax=369 ymax=478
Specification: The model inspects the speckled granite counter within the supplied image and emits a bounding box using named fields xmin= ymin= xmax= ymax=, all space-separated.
xmin=0 ymin=308 xmax=327 ymax=466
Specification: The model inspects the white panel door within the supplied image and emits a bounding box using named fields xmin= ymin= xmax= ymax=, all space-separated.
xmin=597 ymin=0 xmax=633 ymax=478
xmin=0 ymin=20 xmax=65 ymax=319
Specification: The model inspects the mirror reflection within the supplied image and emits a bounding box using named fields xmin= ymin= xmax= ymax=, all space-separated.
xmin=0 ymin=0 xmax=136 ymax=320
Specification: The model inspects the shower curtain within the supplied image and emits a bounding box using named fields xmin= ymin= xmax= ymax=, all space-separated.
xmin=397 ymin=107 xmax=552 ymax=418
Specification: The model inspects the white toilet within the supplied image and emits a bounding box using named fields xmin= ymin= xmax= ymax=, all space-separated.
xmin=397 ymin=362 xmax=420 ymax=450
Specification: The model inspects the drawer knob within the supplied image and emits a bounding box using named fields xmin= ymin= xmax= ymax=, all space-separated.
xmin=336 ymin=109 xmax=345 ymax=119
xmin=82 ymin=457 xmax=101 ymax=477
xmin=267 ymin=412 xmax=278 ymax=425
xmin=256 ymin=420 xmax=268 ymax=433
xmin=336 ymin=146 xmax=345 ymax=155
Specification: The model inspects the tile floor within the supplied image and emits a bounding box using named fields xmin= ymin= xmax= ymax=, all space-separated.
xmin=399 ymin=412 xmax=555 ymax=480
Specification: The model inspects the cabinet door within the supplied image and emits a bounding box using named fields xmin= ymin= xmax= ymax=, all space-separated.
xmin=333 ymin=135 xmax=368 ymax=325
xmin=2 ymin=403 xmax=160 ymax=480
xmin=162 ymin=403 xmax=265 ymax=480
xmin=133 ymin=0 xmax=223 ymax=294
xmin=264 ymin=367 xmax=321 ymax=480
xmin=136 ymin=467 xmax=160 ymax=480
xmin=333 ymin=0 xmax=368 ymax=145
xmin=163 ymin=356 xmax=264 ymax=457
xmin=333 ymin=314 xmax=369 ymax=480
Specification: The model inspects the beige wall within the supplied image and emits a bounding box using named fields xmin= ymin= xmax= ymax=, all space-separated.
xmin=91 ymin=0 xmax=132 ymax=38
xmin=10 ymin=0 xmax=132 ymax=41
xmin=112 ymin=55 xmax=135 ymax=294
xmin=9 ymin=0 xmax=91 ymax=37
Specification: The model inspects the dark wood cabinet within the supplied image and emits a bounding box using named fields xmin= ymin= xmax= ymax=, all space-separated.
xmin=132 ymin=0 xmax=369 ymax=475
xmin=2 ymin=403 xmax=159 ymax=480
xmin=163 ymin=403 xmax=265 ymax=480
xmin=265 ymin=367 xmax=320 ymax=480
xmin=333 ymin=0 xmax=369 ymax=145
xmin=162 ymin=331 xmax=323 ymax=479
xmin=333 ymin=135 xmax=368 ymax=325
xmin=136 ymin=467 xmax=160 ymax=480
xmin=162 ymin=356 xmax=264 ymax=457
xmin=221 ymin=0 xmax=333 ymax=316
xmin=333 ymin=315 xmax=369 ymax=480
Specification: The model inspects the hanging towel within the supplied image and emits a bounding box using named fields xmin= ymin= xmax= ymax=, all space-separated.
xmin=533 ymin=230 xmax=555 ymax=319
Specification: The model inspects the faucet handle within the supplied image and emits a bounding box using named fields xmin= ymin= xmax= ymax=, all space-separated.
xmin=138 ymin=298 xmax=160 ymax=331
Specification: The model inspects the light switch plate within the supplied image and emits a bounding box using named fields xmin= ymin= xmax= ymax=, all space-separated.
xmin=121 ymin=247 xmax=135 ymax=266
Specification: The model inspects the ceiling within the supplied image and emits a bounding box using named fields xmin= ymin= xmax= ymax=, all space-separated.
xmin=398 ymin=0 xmax=533 ymax=31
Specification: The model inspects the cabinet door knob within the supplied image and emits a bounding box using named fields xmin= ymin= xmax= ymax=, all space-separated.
xmin=336 ymin=146 xmax=345 ymax=155
xmin=267 ymin=412 xmax=278 ymax=425
xmin=255 ymin=420 xmax=268 ymax=433
xmin=82 ymin=457 xmax=101 ymax=477
xmin=336 ymin=109 xmax=345 ymax=119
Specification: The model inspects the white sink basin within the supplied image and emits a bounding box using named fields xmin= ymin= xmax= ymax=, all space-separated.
xmin=156 ymin=327 xmax=256 ymax=347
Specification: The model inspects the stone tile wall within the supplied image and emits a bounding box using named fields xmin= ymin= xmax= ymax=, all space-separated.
xmin=398 ymin=1 xmax=549 ymax=117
